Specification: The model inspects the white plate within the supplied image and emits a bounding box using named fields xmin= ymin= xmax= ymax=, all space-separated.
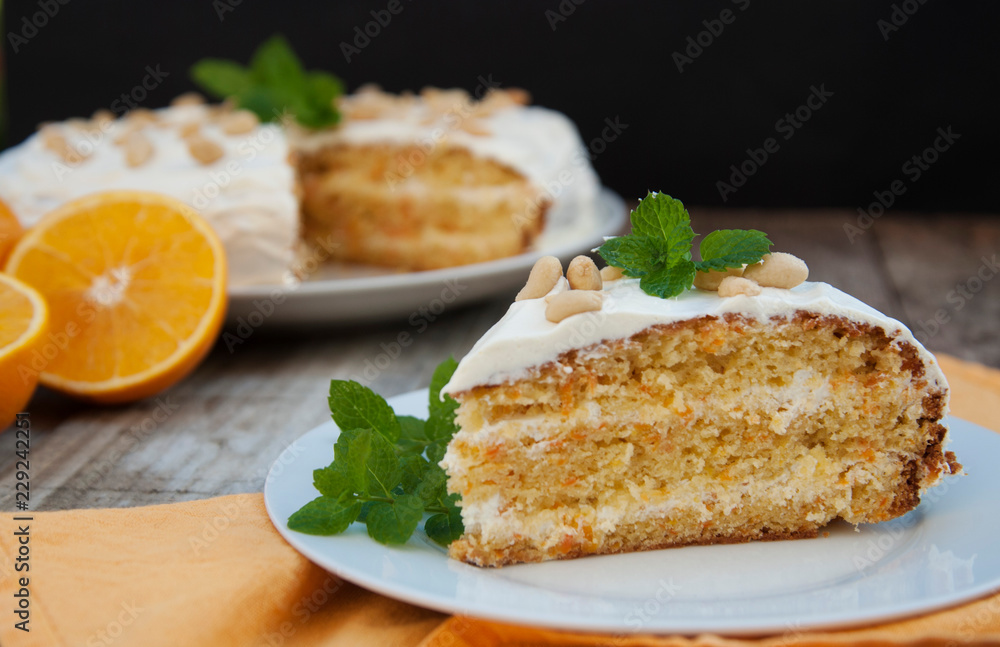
xmin=264 ymin=389 xmax=998 ymax=636
xmin=228 ymin=188 xmax=627 ymax=326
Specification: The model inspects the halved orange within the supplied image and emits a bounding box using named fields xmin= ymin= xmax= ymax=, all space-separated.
xmin=0 ymin=273 xmax=48 ymax=430
xmin=3 ymin=191 xmax=227 ymax=403
xmin=0 ymin=198 xmax=24 ymax=266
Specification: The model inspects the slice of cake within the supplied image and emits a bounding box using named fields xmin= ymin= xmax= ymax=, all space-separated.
xmin=0 ymin=97 xmax=299 ymax=287
xmin=441 ymin=198 xmax=959 ymax=567
xmin=287 ymin=85 xmax=600 ymax=271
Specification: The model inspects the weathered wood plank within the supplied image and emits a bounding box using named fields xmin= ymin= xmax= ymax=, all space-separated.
xmin=0 ymin=299 xmax=511 ymax=511
xmin=875 ymin=213 xmax=1000 ymax=367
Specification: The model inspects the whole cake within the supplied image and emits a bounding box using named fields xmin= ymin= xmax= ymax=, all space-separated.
xmin=289 ymin=85 xmax=599 ymax=271
xmin=0 ymin=87 xmax=598 ymax=285
xmin=441 ymin=196 xmax=959 ymax=567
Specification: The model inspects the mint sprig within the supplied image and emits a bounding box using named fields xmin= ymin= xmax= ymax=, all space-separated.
xmin=598 ymin=193 xmax=772 ymax=298
xmin=287 ymin=359 xmax=464 ymax=547
xmin=190 ymin=35 xmax=344 ymax=129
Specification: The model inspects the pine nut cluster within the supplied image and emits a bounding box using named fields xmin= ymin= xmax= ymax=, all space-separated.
xmin=339 ymin=85 xmax=531 ymax=136
xmin=698 ymin=252 xmax=810 ymax=297
xmin=36 ymin=93 xmax=262 ymax=169
xmin=516 ymin=255 xmax=606 ymax=323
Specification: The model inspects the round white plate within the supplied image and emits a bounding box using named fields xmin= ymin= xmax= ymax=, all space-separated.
xmin=264 ymin=389 xmax=998 ymax=636
xmin=228 ymin=187 xmax=627 ymax=326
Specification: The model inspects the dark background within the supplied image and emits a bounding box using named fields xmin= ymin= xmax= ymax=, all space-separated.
xmin=3 ymin=0 xmax=996 ymax=212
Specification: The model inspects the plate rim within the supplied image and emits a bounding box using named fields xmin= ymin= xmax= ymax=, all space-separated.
xmin=230 ymin=186 xmax=627 ymax=298
xmin=264 ymin=390 xmax=999 ymax=636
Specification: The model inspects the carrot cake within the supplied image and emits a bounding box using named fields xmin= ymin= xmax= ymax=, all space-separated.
xmin=441 ymin=252 xmax=960 ymax=567
xmin=0 ymin=88 xmax=600 ymax=283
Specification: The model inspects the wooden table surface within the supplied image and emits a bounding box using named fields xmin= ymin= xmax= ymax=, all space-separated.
xmin=3 ymin=209 xmax=998 ymax=512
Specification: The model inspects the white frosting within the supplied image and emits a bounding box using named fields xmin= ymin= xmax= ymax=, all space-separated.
xmin=443 ymin=279 xmax=948 ymax=394
xmin=287 ymin=101 xmax=601 ymax=230
xmin=0 ymin=105 xmax=299 ymax=286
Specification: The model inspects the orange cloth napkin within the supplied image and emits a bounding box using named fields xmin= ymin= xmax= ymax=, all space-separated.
xmin=1 ymin=353 xmax=998 ymax=647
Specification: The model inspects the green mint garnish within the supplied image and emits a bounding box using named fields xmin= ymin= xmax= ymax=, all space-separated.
xmin=697 ymin=229 xmax=773 ymax=272
xmin=190 ymin=34 xmax=344 ymax=129
xmin=287 ymin=359 xmax=464 ymax=547
xmin=598 ymin=192 xmax=772 ymax=298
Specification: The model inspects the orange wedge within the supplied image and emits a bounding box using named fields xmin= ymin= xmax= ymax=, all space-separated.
xmin=0 ymin=198 xmax=24 ymax=266
xmin=3 ymin=191 xmax=227 ymax=403
xmin=0 ymin=273 xmax=48 ymax=430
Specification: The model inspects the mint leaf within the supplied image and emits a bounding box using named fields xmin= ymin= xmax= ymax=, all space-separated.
xmin=313 ymin=464 xmax=351 ymax=498
xmin=696 ymin=229 xmax=772 ymax=272
xmin=661 ymin=223 xmax=697 ymax=263
xmin=364 ymin=431 xmax=402 ymax=497
xmin=249 ymin=35 xmax=306 ymax=90
xmin=289 ymin=359 xmax=465 ymax=547
xmin=287 ymin=495 xmax=361 ymax=535
xmin=399 ymin=454 xmax=429 ymax=493
xmin=356 ymin=500 xmax=376 ymax=523
xmin=426 ymin=442 xmax=448 ymax=465
xmin=630 ymin=193 xmax=692 ymax=242
xmin=598 ymin=192 xmax=773 ymax=299
xmin=332 ymin=429 xmax=370 ymax=494
xmin=329 ymin=381 xmax=401 ymax=443
xmin=425 ymin=504 xmax=465 ymax=546
xmin=429 ymin=357 xmax=459 ymax=416
xmin=597 ymin=235 xmax=661 ymax=278
xmin=425 ymin=413 xmax=457 ymax=447
xmin=426 ymin=357 xmax=460 ymax=460
xmin=640 ymin=259 xmax=697 ymax=299
xmin=334 ymin=428 xmax=401 ymax=496
xmin=190 ymin=34 xmax=343 ymax=128
xmin=190 ymin=59 xmax=251 ymax=97
xmin=366 ymin=495 xmax=424 ymax=545
xmin=396 ymin=415 xmax=430 ymax=455
xmin=414 ymin=463 xmax=449 ymax=507
xmin=309 ymin=72 xmax=345 ymax=106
